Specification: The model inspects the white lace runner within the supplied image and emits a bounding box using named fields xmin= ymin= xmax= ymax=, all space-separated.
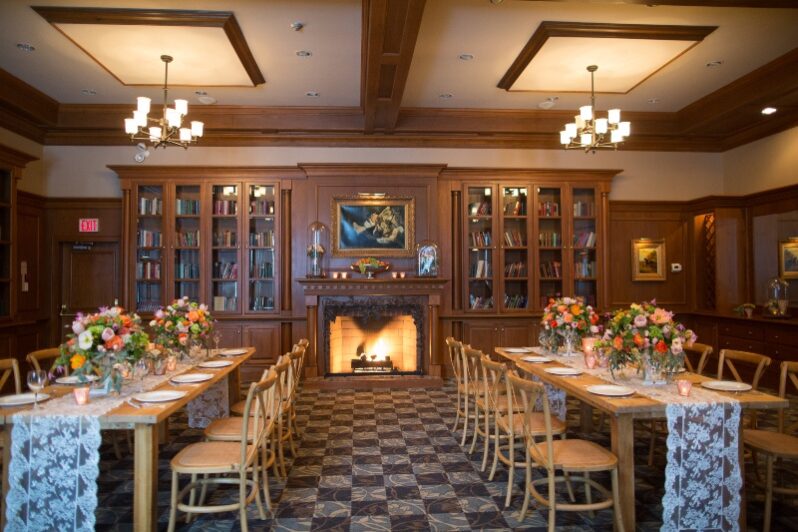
xmin=5 ymin=361 xmax=233 ymax=531
xmin=186 ymin=377 xmax=229 ymax=428
xmin=528 ymin=347 xmax=742 ymax=532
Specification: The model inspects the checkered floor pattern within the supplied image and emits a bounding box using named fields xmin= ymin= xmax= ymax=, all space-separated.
xmin=94 ymin=383 xmax=798 ymax=531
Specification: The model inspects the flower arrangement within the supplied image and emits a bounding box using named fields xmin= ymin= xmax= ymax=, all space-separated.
xmin=540 ymin=296 xmax=601 ymax=337
xmin=149 ymin=297 xmax=214 ymax=352
xmin=351 ymin=257 xmax=390 ymax=277
xmin=56 ymin=306 xmax=150 ymax=389
xmin=596 ymin=300 xmax=696 ymax=379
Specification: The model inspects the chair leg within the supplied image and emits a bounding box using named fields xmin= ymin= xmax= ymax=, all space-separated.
xmin=764 ymin=454 xmax=774 ymax=532
xmin=480 ymin=407 xmax=491 ymax=471
xmin=611 ymin=468 xmax=624 ymax=532
xmin=469 ymin=404 xmax=481 ymax=454
xmin=252 ymin=455 xmax=267 ymax=521
xmin=185 ymin=473 xmax=198 ymax=523
xmin=518 ymin=452 xmax=532 ymax=521
xmin=504 ymin=436 xmax=515 ymax=508
xmin=198 ymin=473 xmax=209 ymax=506
xmin=451 ymin=388 xmax=462 ymax=432
xmin=584 ymin=471 xmax=594 ymax=518
xmin=240 ymin=474 xmax=249 ymax=532
xmin=261 ymin=445 xmax=273 ymax=512
xmin=489 ymin=435 xmax=500 ymax=481
xmin=167 ymin=470 xmax=179 ymax=532
xmin=460 ymin=395 xmax=470 ymax=446
xmin=548 ymin=473 xmax=557 ymax=532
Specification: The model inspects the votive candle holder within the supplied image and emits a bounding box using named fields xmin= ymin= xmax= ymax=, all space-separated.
xmin=676 ymin=379 xmax=692 ymax=397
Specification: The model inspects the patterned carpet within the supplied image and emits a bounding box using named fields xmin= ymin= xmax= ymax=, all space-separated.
xmin=95 ymin=382 xmax=798 ymax=531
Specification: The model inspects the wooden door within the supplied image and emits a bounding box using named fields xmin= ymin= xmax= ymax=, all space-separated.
xmin=502 ymin=322 xmax=536 ymax=347
xmin=463 ymin=320 xmax=499 ymax=355
xmin=58 ymin=241 xmax=121 ymax=342
xmin=242 ymin=322 xmax=280 ymax=383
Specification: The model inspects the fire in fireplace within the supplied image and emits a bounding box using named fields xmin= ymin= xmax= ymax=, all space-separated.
xmin=329 ymin=315 xmax=418 ymax=375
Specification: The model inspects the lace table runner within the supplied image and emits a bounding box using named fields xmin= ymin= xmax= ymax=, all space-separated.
xmin=5 ymin=361 xmax=231 ymax=531
xmin=526 ymin=348 xmax=742 ymax=532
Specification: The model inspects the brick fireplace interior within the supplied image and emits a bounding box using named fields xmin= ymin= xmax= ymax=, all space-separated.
xmin=329 ymin=315 xmax=418 ymax=374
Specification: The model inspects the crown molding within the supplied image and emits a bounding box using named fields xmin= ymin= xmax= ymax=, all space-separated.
xmin=521 ymin=1 xmax=798 ymax=7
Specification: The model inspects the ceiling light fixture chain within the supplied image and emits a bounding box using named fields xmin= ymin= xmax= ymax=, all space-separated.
xmin=560 ymin=65 xmax=630 ymax=153
xmin=124 ymin=55 xmax=204 ymax=149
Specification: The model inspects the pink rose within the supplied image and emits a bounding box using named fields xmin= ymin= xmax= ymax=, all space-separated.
xmin=633 ymin=315 xmax=647 ymax=328
xmin=650 ymin=308 xmax=673 ymax=325
xmin=101 ymin=327 xmax=115 ymax=342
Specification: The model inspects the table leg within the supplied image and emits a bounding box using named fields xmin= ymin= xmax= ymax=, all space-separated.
xmin=1 ymin=427 xmax=9 ymax=530
xmin=580 ymin=402 xmax=593 ymax=433
xmin=134 ymin=423 xmax=159 ymax=532
xmin=158 ymin=419 xmax=169 ymax=445
xmin=228 ymin=370 xmax=241 ymax=407
xmin=611 ymin=413 xmax=635 ymax=531
xmin=739 ymin=422 xmax=747 ymax=530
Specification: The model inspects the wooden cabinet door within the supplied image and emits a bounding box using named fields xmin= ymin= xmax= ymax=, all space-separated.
xmin=242 ymin=322 xmax=281 ymax=383
xmin=463 ymin=321 xmax=499 ymax=354
xmin=502 ymin=322 xmax=536 ymax=347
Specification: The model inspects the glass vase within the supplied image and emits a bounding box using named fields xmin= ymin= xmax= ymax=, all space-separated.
xmin=641 ymin=350 xmax=666 ymax=386
xmin=559 ymin=329 xmax=579 ymax=356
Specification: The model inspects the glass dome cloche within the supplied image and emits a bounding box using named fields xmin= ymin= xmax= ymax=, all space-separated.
xmin=765 ymin=277 xmax=789 ymax=317
xmin=306 ymin=221 xmax=329 ymax=278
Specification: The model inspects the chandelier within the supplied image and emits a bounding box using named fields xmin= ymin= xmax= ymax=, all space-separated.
xmin=559 ymin=65 xmax=630 ymax=152
xmin=124 ymin=55 xmax=203 ymax=149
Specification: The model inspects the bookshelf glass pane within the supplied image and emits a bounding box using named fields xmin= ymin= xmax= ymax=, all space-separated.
xmin=467 ymin=186 xmax=494 ymax=310
xmin=174 ymin=185 xmax=201 ymax=300
xmin=0 ymin=170 xmax=9 ymax=317
xmin=136 ymin=185 xmax=163 ymax=312
xmin=502 ymin=186 xmax=528 ymax=310
xmin=248 ymin=185 xmax=276 ymax=312
xmin=537 ymin=187 xmax=562 ymax=308
xmin=211 ymin=185 xmax=239 ymax=312
xmin=573 ymin=187 xmax=597 ymax=306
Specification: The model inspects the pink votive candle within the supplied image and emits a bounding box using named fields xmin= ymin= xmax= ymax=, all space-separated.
xmin=582 ymin=337 xmax=598 ymax=356
xmin=73 ymin=386 xmax=90 ymax=405
xmin=585 ymin=353 xmax=598 ymax=369
xmin=676 ymin=379 xmax=692 ymax=397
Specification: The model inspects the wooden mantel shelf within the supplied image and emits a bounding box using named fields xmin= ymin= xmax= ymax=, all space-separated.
xmin=297 ymin=277 xmax=449 ymax=297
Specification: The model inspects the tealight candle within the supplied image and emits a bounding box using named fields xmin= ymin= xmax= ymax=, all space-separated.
xmin=585 ymin=352 xmax=598 ymax=369
xmin=166 ymin=355 xmax=178 ymax=372
xmin=73 ymin=386 xmax=90 ymax=405
xmin=399 ymin=272 xmax=406 ymax=279
xmin=581 ymin=337 xmax=598 ymax=356
xmin=332 ymin=272 xmax=340 ymax=279
xmin=391 ymin=272 xmax=399 ymax=279
xmin=676 ymin=379 xmax=692 ymax=397
xmin=341 ymin=272 xmax=349 ymax=279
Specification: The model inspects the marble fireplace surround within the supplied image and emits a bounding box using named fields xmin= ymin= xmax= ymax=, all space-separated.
xmin=298 ymin=278 xmax=447 ymax=378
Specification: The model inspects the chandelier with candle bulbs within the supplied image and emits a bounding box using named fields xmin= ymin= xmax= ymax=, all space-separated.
xmin=559 ymin=65 xmax=630 ymax=152
xmin=124 ymin=55 xmax=204 ymax=149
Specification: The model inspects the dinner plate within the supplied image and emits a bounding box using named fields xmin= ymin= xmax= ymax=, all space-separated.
xmin=585 ymin=385 xmax=635 ymax=397
xmin=132 ymin=390 xmax=187 ymax=403
xmin=219 ymin=348 xmax=247 ymax=356
xmin=521 ymin=355 xmax=552 ymax=363
xmin=171 ymin=373 xmax=213 ymax=384
xmin=701 ymin=380 xmax=752 ymax=392
xmin=0 ymin=392 xmax=51 ymax=406
xmin=55 ymin=375 xmax=99 ymax=385
xmin=544 ymin=367 xmax=582 ymax=376
xmin=503 ymin=347 xmax=535 ymax=354
xmin=198 ymin=360 xmax=234 ymax=368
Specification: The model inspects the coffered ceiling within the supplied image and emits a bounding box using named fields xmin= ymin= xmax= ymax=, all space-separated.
xmin=0 ymin=0 xmax=797 ymax=151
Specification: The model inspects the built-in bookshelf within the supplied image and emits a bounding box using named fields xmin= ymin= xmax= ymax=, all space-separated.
xmin=0 ymin=168 xmax=12 ymax=317
xmin=247 ymin=184 xmax=276 ymax=312
xmin=466 ymin=186 xmax=495 ymax=311
xmin=135 ymin=185 xmax=164 ymax=312
xmin=501 ymin=186 xmax=529 ymax=311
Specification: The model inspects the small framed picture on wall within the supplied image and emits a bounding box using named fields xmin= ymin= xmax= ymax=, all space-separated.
xmin=779 ymin=240 xmax=798 ymax=279
xmin=631 ymin=238 xmax=666 ymax=281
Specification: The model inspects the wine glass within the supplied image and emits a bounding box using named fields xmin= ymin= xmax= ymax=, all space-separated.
xmin=212 ymin=330 xmax=222 ymax=353
xmin=134 ymin=359 xmax=149 ymax=392
xmin=27 ymin=370 xmax=47 ymax=409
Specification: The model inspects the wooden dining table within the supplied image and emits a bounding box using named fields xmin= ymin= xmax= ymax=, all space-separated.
xmin=0 ymin=347 xmax=253 ymax=532
xmin=495 ymin=347 xmax=788 ymax=532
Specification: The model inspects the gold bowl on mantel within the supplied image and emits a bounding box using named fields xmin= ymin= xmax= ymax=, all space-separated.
xmin=350 ymin=259 xmax=390 ymax=279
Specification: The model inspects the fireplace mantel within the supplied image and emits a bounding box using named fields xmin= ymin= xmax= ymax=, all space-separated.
xmin=298 ymin=277 xmax=448 ymax=377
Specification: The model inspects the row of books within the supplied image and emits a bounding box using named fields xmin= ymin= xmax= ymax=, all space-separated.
xmin=175 ymin=285 xmax=199 ymax=300
xmin=469 ymin=295 xmax=494 ymax=310
xmin=135 ymin=288 xmax=161 ymax=312
xmin=213 ymin=261 xmax=239 ymax=280
xmin=212 ymin=296 xmax=238 ymax=312
xmin=176 ymin=230 xmax=199 ymax=247
xmin=503 ymin=198 xmax=527 ymax=215
xmin=249 ymin=231 xmax=275 ymax=247
xmin=213 ymin=200 xmax=238 ymax=216
xmin=504 ymin=261 xmax=526 ymax=277
xmin=503 ymin=230 xmax=525 ymax=247
xmin=175 ymin=262 xmax=200 ymax=279
xmin=503 ymin=294 xmax=528 ymax=309
xmin=573 ymin=231 xmax=596 ymax=248
xmin=250 ymin=262 xmax=274 ymax=279
xmin=138 ymin=230 xmax=161 ymax=247
xmin=213 ymin=231 xmax=237 ymax=247
xmin=575 ymin=260 xmax=596 ymax=278
xmin=470 ymin=231 xmax=492 ymax=247
xmin=175 ymin=199 xmax=200 ymax=215
xmin=539 ymin=201 xmax=560 ymax=217
xmin=138 ymin=197 xmax=162 ymax=216
xmin=249 ymin=200 xmax=275 ymax=215
xmin=539 ymin=232 xmax=561 ymax=247
xmin=468 ymin=201 xmax=492 ymax=216
xmin=470 ymin=259 xmax=491 ymax=278
xmin=539 ymin=261 xmax=562 ymax=278
xmin=573 ymin=201 xmax=595 ymax=217
xmin=136 ymin=261 xmax=161 ymax=280
xmin=249 ymin=297 xmax=275 ymax=311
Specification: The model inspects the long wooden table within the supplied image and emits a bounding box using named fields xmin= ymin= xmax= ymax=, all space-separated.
xmin=495 ymin=347 xmax=788 ymax=531
xmin=0 ymin=348 xmax=253 ymax=532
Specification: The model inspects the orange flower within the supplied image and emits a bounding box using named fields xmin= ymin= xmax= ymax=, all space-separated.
xmin=577 ymin=320 xmax=587 ymax=330
xmin=613 ymin=336 xmax=623 ymax=350
xmin=633 ymin=333 xmax=644 ymax=347
xmin=187 ymin=310 xmax=199 ymax=322
xmin=655 ymin=340 xmax=668 ymax=353
xmin=70 ymin=354 xmax=86 ymax=370
xmin=105 ymin=335 xmax=124 ymax=351
xmin=563 ymin=313 xmax=573 ymax=323
xmin=178 ymin=333 xmax=188 ymax=345
xmin=570 ymin=304 xmax=582 ymax=315
xmin=590 ymin=313 xmax=599 ymax=325
xmin=557 ymin=305 xmax=567 ymax=313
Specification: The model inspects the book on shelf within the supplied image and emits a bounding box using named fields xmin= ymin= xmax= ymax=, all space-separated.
xmin=573 ymin=201 xmax=595 ymax=217
xmin=538 ymin=201 xmax=560 ymax=217
xmin=573 ymin=231 xmax=596 ymax=248
xmin=504 ymin=198 xmax=526 ymax=215
xmin=250 ymin=296 xmax=275 ymax=311
xmin=136 ymin=261 xmax=161 ymax=280
xmin=468 ymin=201 xmax=492 ymax=216
xmin=503 ymin=230 xmax=525 ymax=247
xmin=469 ymin=294 xmax=494 ymax=310
xmin=504 ymin=261 xmax=526 ymax=277
xmin=538 ymin=232 xmax=561 ymax=247
xmin=249 ymin=200 xmax=275 ymax=215
xmin=214 ymin=230 xmax=237 ymax=247
xmin=175 ymin=262 xmax=200 ymax=279
xmin=176 ymin=230 xmax=200 ymax=247
xmin=249 ymin=259 xmax=274 ymax=278
xmin=138 ymin=229 xmax=162 ymax=247
xmin=138 ymin=197 xmax=162 ymax=216
xmin=175 ymin=198 xmax=199 ymax=215
xmin=471 ymin=259 xmax=491 ymax=278
xmin=503 ymin=293 xmax=528 ymax=309
xmin=575 ymin=259 xmax=596 ymax=278
xmin=539 ymin=261 xmax=561 ymax=278
xmin=213 ymin=261 xmax=239 ymax=280
xmin=470 ymin=231 xmax=492 ymax=247
xmin=249 ymin=231 xmax=275 ymax=247
xmin=213 ymin=199 xmax=237 ymax=215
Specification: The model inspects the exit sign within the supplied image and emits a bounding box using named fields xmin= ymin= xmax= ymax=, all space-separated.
xmin=79 ymin=218 xmax=99 ymax=233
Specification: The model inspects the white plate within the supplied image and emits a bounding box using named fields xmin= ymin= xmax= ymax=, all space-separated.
xmin=701 ymin=380 xmax=752 ymax=392
xmin=198 ymin=360 xmax=233 ymax=368
xmin=132 ymin=390 xmax=187 ymax=403
xmin=521 ymin=355 xmax=552 ymax=363
xmin=171 ymin=373 xmax=214 ymax=384
xmin=503 ymin=347 xmax=535 ymax=353
xmin=544 ymin=367 xmax=583 ymax=376
xmin=0 ymin=392 xmax=51 ymax=406
xmin=55 ymin=375 xmax=99 ymax=385
xmin=586 ymin=385 xmax=635 ymax=397
xmin=219 ymin=348 xmax=247 ymax=356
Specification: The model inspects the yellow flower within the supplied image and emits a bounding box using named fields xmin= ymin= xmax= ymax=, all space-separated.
xmin=70 ymin=354 xmax=86 ymax=370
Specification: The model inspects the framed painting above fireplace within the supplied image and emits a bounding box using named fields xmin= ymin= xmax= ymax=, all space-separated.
xmin=331 ymin=194 xmax=415 ymax=257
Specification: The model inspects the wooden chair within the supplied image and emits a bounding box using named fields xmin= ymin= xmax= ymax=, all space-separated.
xmin=167 ymin=373 xmax=277 ymax=531
xmin=508 ymin=372 xmax=624 ymax=532
xmin=25 ymin=348 xmax=64 ymax=375
xmin=444 ymin=337 xmax=467 ymax=435
xmin=464 ymin=346 xmax=488 ymax=455
xmin=717 ymin=349 xmax=772 ymax=390
xmin=483 ymin=357 xmax=566 ymax=508
xmin=0 ymin=358 xmax=21 ymax=395
xmin=683 ymin=341 xmax=713 ymax=375
xmin=743 ymin=361 xmax=798 ymax=532
xmin=231 ymin=353 xmax=289 ymax=416
xmin=286 ymin=344 xmax=306 ymax=439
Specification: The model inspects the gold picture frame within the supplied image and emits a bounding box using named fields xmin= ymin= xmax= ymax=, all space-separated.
xmin=631 ymin=239 xmax=666 ymax=281
xmin=779 ymin=240 xmax=798 ymax=280
xmin=331 ymin=194 xmax=415 ymax=257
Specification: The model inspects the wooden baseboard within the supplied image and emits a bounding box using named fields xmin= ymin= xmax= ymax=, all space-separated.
xmin=302 ymin=375 xmax=444 ymax=390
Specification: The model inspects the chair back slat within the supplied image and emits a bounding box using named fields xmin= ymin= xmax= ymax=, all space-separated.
xmin=240 ymin=373 xmax=278 ymax=469
xmin=480 ymin=355 xmax=507 ymax=412
xmin=684 ymin=342 xmax=713 ymax=375
xmin=779 ymin=362 xmax=798 ymax=435
xmin=463 ymin=346 xmax=483 ymax=397
xmin=445 ymin=337 xmax=464 ymax=384
xmin=507 ymin=372 xmax=555 ymax=473
xmin=0 ymin=358 xmax=21 ymax=394
xmin=26 ymin=348 xmax=64 ymax=375
xmin=717 ymin=349 xmax=771 ymax=390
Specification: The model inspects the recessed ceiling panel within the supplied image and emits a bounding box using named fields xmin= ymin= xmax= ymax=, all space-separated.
xmin=54 ymin=23 xmax=251 ymax=86
xmin=512 ymin=37 xmax=696 ymax=93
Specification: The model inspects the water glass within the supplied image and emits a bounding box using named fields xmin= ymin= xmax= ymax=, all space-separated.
xmin=27 ymin=369 xmax=47 ymax=409
xmin=134 ymin=359 xmax=149 ymax=392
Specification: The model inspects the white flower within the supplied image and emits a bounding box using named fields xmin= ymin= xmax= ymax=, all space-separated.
xmin=78 ymin=330 xmax=94 ymax=350
xmin=72 ymin=321 xmax=85 ymax=335
xmin=155 ymin=309 xmax=164 ymax=319
xmin=149 ymin=320 xmax=157 ymax=327
xmin=199 ymin=303 xmax=208 ymax=312
xmin=590 ymin=325 xmax=599 ymax=334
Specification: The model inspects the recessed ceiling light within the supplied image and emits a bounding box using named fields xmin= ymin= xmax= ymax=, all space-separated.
xmin=647 ymin=98 xmax=660 ymax=104
xmin=16 ymin=42 xmax=35 ymax=53
xmin=197 ymin=95 xmax=217 ymax=105
xmin=761 ymin=107 xmax=777 ymax=115
xmin=489 ymin=0 xmax=504 ymax=4
xmin=439 ymin=93 xmax=453 ymax=99
xmin=705 ymin=60 xmax=723 ymax=68
xmin=305 ymin=91 xmax=320 ymax=98
xmin=296 ymin=50 xmax=312 ymax=57
xmin=289 ymin=21 xmax=305 ymax=31
xmin=195 ymin=90 xmax=208 ymax=96
xmin=459 ymin=54 xmax=474 ymax=61
xmin=80 ymin=88 xmax=96 ymax=96
xmin=538 ymin=96 xmax=558 ymax=110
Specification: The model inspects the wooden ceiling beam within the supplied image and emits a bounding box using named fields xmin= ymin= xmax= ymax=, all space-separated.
xmin=362 ymin=0 xmax=426 ymax=133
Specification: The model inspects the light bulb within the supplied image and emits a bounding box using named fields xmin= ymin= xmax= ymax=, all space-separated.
xmin=611 ymin=129 xmax=623 ymax=143
xmin=149 ymin=126 xmax=161 ymax=141
xmin=166 ymin=108 xmax=181 ymax=128
xmin=134 ymin=110 xmax=147 ymax=127
xmin=575 ymin=115 xmax=586 ymax=129
xmin=619 ymin=121 xmax=631 ymax=137
xmin=565 ymin=123 xmax=577 ymax=138
xmin=579 ymin=105 xmax=593 ymax=121
xmin=595 ymin=118 xmax=608 ymax=134
xmin=136 ymin=96 xmax=151 ymax=114
xmin=580 ymin=133 xmax=593 ymax=146
xmin=608 ymin=109 xmax=621 ymax=124
xmin=124 ymin=118 xmax=137 ymax=135
xmin=179 ymin=127 xmax=192 ymax=142
xmin=191 ymin=121 xmax=204 ymax=137
xmin=560 ymin=131 xmax=570 ymax=145
xmin=175 ymin=99 xmax=188 ymax=116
